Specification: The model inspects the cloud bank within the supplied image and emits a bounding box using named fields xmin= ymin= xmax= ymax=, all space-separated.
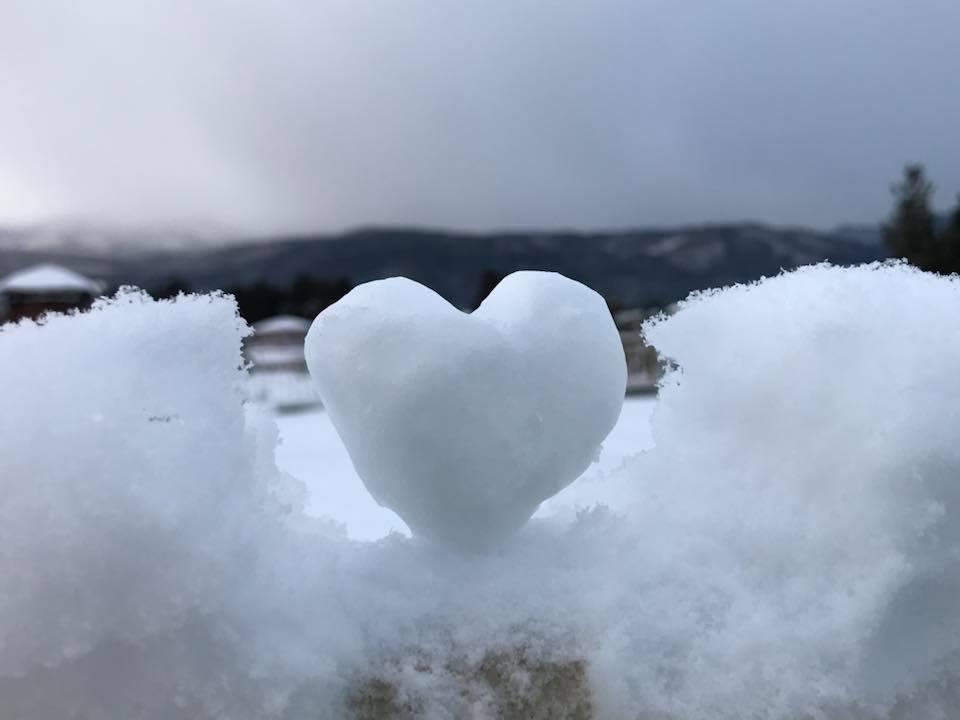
xmin=1 ymin=0 xmax=958 ymax=233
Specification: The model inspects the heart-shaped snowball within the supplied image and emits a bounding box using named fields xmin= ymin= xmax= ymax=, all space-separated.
xmin=304 ymin=271 xmax=626 ymax=551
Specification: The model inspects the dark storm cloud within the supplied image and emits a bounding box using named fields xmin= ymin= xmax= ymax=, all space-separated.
xmin=1 ymin=0 xmax=958 ymax=233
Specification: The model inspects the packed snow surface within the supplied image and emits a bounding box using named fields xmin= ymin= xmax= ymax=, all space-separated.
xmin=304 ymin=271 xmax=627 ymax=550
xmin=4 ymin=263 xmax=960 ymax=718
xmin=274 ymin=398 xmax=657 ymax=541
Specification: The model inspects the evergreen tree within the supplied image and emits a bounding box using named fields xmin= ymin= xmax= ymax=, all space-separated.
xmin=884 ymin=164 xmax=939 ymax=270
xmin=941 ymin=195 xmax=960 ymax=275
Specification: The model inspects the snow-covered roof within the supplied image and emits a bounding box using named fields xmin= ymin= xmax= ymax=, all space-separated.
xmin=252 ymin=315 xmax=311 ymax=334
xmin=246 ymin=345 xmax=306 ymax=366
xmin=0 ymin=264 xmax=102 ymax=295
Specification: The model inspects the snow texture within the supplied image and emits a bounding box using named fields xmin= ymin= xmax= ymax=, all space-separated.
xmin=3 ymin=264 xmax=960 ymax=718
xmin=273 ymin=397 xmax=657 ymax=542
xmin=304 ymin=271 xmax=627 ymax=550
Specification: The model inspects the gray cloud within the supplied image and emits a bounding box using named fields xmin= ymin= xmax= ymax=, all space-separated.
xmin=1 ymin=0 xmax=958 ymax=234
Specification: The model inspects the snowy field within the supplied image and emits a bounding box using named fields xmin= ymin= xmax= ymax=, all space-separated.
xmin=8 ymin=263 xmax=960 ymax=718
xmin=275 ymin=396 xmax=657 ymax=541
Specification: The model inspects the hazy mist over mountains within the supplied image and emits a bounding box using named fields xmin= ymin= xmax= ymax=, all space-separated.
xmin=0 ymin=217 xmax=887 ymax=254
xmin=5 ymin=0 xmax=954 ymax=310
xmin=0 ymin=221 xmax=887 ymax=310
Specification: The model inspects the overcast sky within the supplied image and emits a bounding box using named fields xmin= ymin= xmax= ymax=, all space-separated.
xmin=1 ymin=0 xmax=958 ymax=235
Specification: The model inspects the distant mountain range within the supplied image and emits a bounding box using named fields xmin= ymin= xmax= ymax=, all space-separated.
xmin=0 ymin=222 xmax=890 ymax=309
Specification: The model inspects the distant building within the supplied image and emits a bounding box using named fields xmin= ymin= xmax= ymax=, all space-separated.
xmin=244 ymin=315 xmax=320 ymax=411
xmin=0 ymin=264 xmax=103 ymax=323
xmin=244 ymin=315 xmax=311 ymax=373
xmin=614 ymin=304 xmax=677 ymax=394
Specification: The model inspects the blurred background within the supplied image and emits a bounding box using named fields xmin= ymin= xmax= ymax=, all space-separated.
xmin=1 ymin=0 xmax=958 ymax=397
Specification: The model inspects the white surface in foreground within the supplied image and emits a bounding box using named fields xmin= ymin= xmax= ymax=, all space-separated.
xmin=274 ymin=396 xmax=657 ymax=541
xmin=10 ymin=265 xmax=960 ymax=718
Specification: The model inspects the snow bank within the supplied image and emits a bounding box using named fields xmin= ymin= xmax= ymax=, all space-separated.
xmin=613 ymin=261 xmax=960 ymax=717
xmin=0 ymin=290 xmax=261 ymax=674
xmin=0 ymin=291 xmax=320 ymax=716
xmin=3 ymin=264 xmax=960 ymax=718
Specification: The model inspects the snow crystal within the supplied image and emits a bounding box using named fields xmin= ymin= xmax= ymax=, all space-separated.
xmin=3 ymin=263 xmax=960 ymax=718
xmin=304 ymin=271 xmax=627 ymax=551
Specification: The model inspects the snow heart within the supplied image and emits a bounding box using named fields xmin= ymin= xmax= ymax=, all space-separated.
xmin=305 ymin=271 xmax=626 ymax=551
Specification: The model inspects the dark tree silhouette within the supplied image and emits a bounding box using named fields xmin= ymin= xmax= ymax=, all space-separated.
xmin=941 ymin=195 xmax=960 ymax=274
xmin=884 ymin=164 xmax=940 ymax=271
xmin=153 ymin=276 xmax=193 ymax=299
xmin=473 ymin=269 xmax=504 ymax=309
xmin=227 ymin=275 xmax=352 ymax=323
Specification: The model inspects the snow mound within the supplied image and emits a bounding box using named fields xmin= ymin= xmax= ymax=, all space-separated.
xmin=0 ymin=290 xmax=276 ymax=676
xmin=619 ymin=261 xmax=960 ymax=715
xmin=304 ymin=271 xmax=626 ymax=550
xmin=4 ymin=264 xmax=960 ymax=718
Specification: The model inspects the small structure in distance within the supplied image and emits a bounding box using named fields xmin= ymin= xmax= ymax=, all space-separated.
xmin=244 ymin=315 xmax=319 ymax=411
xmin=0 ymin=264 xmax=104 ymax=323
xmin=245 ymin=315 xmax=311 ymax=373
xmin=614 ymin=304 xmax=677 ymax=394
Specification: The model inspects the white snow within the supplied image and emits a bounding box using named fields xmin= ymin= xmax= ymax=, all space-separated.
xmin=0 ymin=263 xmax=103 ymax=294
xmin=275 ymin=407 xmax=407 ymax=539
xmin=274 ymin=397 xmax=657 ymax=541
xmin=4 ymin=263 xmax=960 ymax=718
xmin=0 ymin=289 xmax=282 ymax=677
xmin=304 ymin=271 xmax=626 ymax=550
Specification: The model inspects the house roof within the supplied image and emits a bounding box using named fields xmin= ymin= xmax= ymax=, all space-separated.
xmin=252 ymin=315 xmax=311 ymax=334
xmin=0 ymin=264 xmax=103 ymax=295
xmin=246 ymin=345 xmax=307 ymax=366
